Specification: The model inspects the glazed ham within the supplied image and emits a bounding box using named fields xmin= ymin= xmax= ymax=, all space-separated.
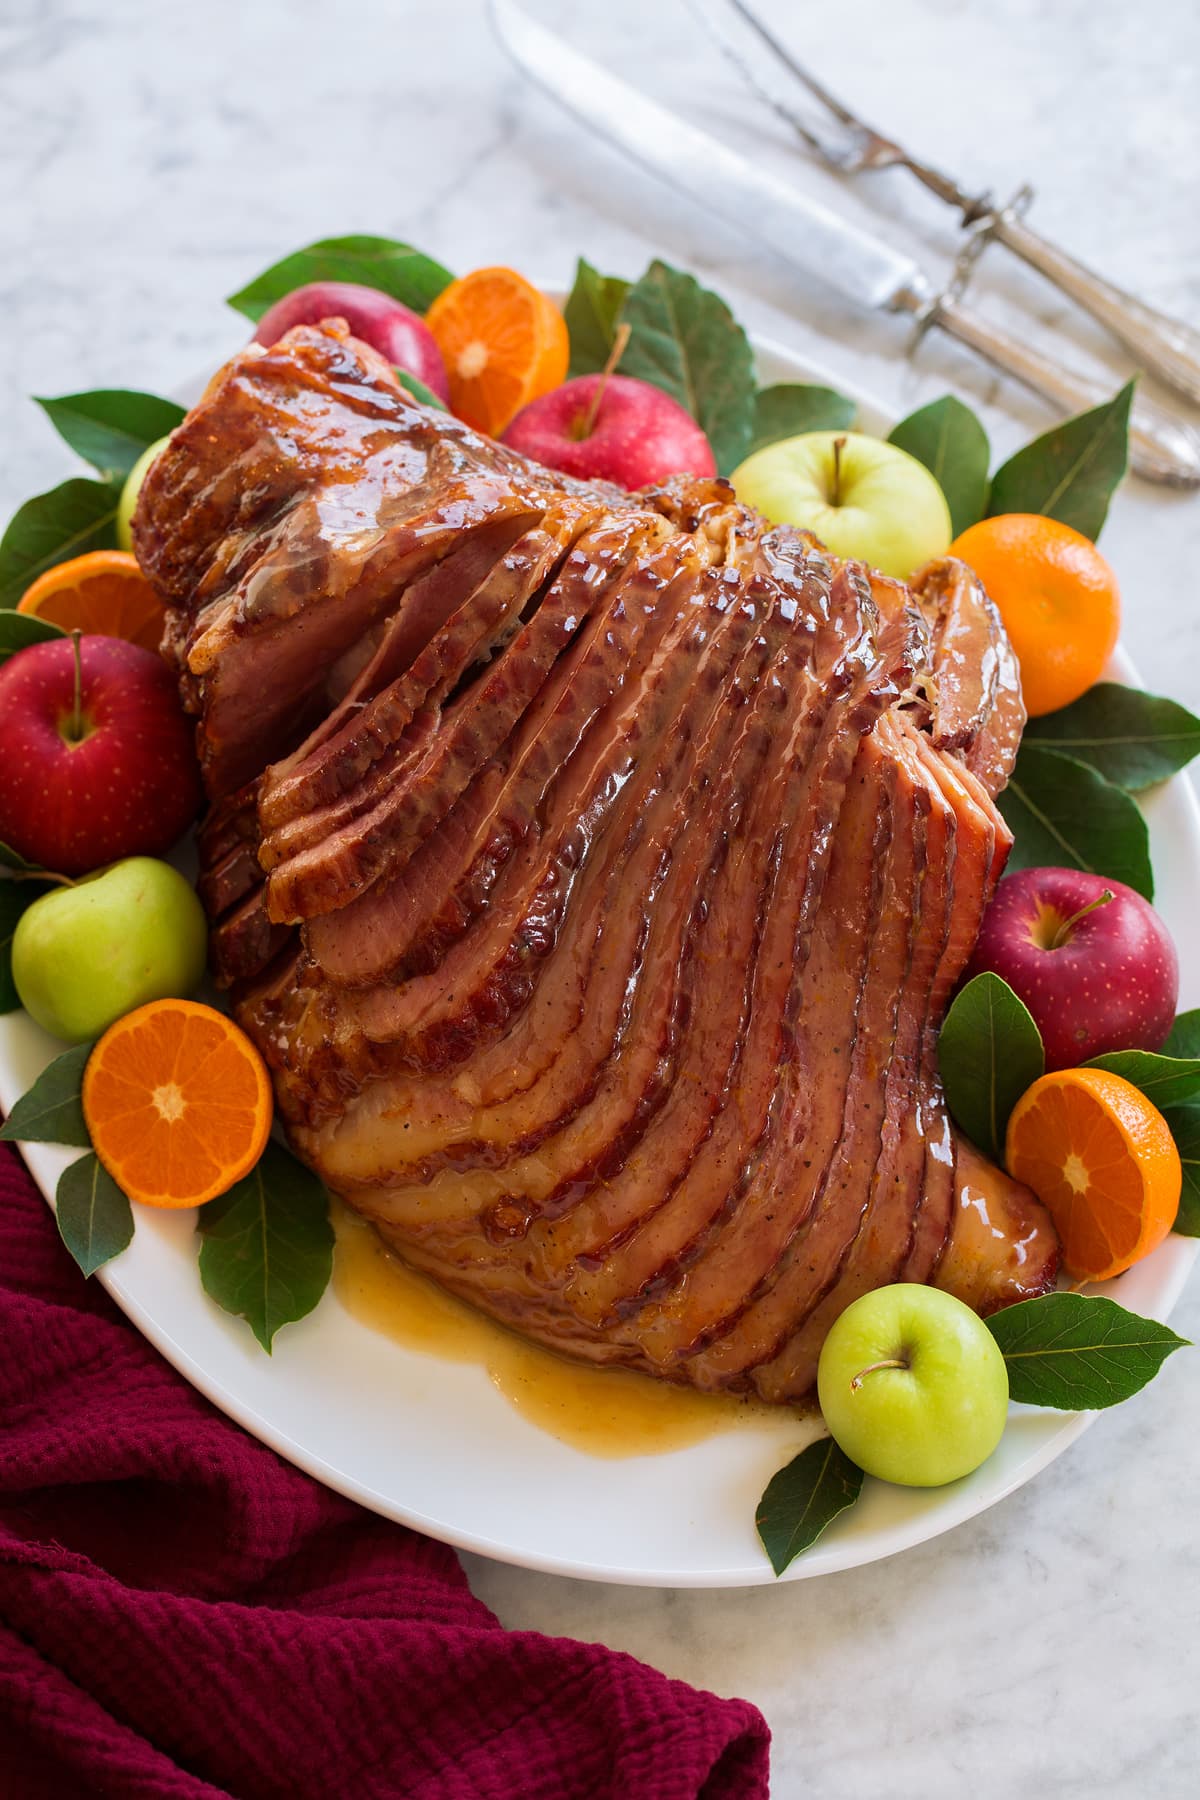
xmin=135 ymin=320 xmax=1058 ymax=1403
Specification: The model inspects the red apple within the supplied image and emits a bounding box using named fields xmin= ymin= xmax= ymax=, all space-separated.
xmin=0 ymin=635 xmax=202 ymax=876
xmin=502 ymin=373 xmax=716 ymax=487
xmin=965 ymin=866 xmax=1179 ymax=1071
xmin=253 ymin=281 xmax=450 ymax=400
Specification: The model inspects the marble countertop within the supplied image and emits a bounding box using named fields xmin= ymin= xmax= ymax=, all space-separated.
xmin=4 ymin=0 xmax=1199 ymax=1791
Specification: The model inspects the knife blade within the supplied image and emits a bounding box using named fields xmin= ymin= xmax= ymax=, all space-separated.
xmin=489 ymin=0 xmax=928 ymax=316
xmin=489 ymin=0 xmax=1200 ymax=487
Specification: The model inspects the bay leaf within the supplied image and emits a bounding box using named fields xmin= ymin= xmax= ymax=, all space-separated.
xmin=0 ymin=611 xmax=65 ymax=662
xmin=564 ymin=258 xmax=630 ymax=377
xmin=35 ymin=389 xmax=185 ymax=481
xmin=998 ymin=745 xmax=1153 ymax=900
xmin=747 ymin=383 xmax=855 ymax=458
xmin=227 ymin=235 xmax=453 ymax=323
xmin=987 ymin=381 xmax=1132 ymax=541
xmin=1162 ymin=1101 xmax=1200 ymax=1236
xmin=987 ymin=1292 xmax=1188 ymax=1409
xmin=0 ymin=879 xmax=51 ymax=1012
xmin=887 ymin=395 xmax=990 ymax=537
xmin=0 ymin=1041 xmax=92 ymax=1146
xmin=1084 ymin=1048 xmax=1200 ymax=1110
xmin=756 ymin=1437 xmax=863 ymax=1576
xmin=198 ymin=1141 xmax=333 ymax=1351
xmin=1024 ymin=682 xmax=1200 ymax=791
xmin=937 ymin=971 xmax=1045 ymax=1164
xmin=1164 ymin=1011 xmax=1200 ymax=1059
xmin=395 ymin=370 xmax=448 ymax=410
xmin=0 ymin=841 xmax=45 ymax=873
xmin=55 ymin=1152 xmax=134 ymax=1277
xmin=618 ymin=260 xmax=757 ymax=477
xmin=0 ymin=478 xmax=120 ymax=610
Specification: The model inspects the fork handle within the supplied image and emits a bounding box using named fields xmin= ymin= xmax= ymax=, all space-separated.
xmin=986 ymin=211 xmax=1200 ymax=406
xmin=921 ymin=292 xmax=1200 ymax=488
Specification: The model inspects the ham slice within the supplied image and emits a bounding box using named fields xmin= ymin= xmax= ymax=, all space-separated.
xmin=135 ymin=321 xmax=1058 ymax=1403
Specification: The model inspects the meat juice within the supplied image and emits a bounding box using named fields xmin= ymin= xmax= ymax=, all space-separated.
xmin=330 ymin=1203 xmax=782 ymax=1458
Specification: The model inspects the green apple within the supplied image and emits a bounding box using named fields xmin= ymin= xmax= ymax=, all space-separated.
xmin=816 ymin=1283 xmax=1009 ymax=1486
xmin=116 ymin=436 xmax=172 ymax=552
xmin=13 ymin=856 xmax=207 ymax=1042
xmin=732 ymin=430 xmax=952 ymax=580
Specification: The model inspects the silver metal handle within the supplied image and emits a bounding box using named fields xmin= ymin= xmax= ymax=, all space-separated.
xmin=986 ymin=208 xmax=1200 ymax=408
xmin=919 ymin=293 xmax=1200 ymax=489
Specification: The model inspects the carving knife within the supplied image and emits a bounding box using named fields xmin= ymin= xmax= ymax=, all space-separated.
xmin=489 ymin=0 xmax=1200 ymax=488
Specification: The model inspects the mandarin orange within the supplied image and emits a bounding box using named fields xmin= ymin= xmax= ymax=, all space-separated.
xmin=17 ymin=550 xmax=167 ymax=652
xmin=425 ymin=267 xmax=569 ymax=436
xmin=949 ymin=514 xmax=1120 ymax=717
xmin=83 ymin=999 xmax=274 ymax=1209
xmin=1005 ymin=1067 xmax=1180 ymax=1280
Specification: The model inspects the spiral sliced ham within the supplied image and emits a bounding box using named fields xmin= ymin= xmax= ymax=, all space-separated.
xmin=135 ymin=319 xmax=1057 ymax=1403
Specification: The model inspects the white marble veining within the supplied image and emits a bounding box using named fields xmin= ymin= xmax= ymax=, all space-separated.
xmin=4 ymin=1 xmax=1200 ymax=1791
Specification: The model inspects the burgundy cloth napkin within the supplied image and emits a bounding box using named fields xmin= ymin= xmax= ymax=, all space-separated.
xmin=0 ymin=1144 xmax=770 ymax=1799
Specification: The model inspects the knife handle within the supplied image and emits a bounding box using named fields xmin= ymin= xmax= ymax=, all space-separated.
xmin=986 ymin=209 xmax=1200 ymax=408
xmin=925 ymin=292 xmax=1200 ymax=489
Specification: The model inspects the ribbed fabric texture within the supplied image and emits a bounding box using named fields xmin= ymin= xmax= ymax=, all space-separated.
xmin=0 ymin=1144 xmax=769 ymax=1799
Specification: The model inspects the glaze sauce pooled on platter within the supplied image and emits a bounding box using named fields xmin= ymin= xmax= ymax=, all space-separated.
xmin=332 ymin=1203 xmax=781 ymax=1458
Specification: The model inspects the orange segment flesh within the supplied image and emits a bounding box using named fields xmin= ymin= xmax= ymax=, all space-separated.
xmin=425 ymin=266 xmax=569 ymax=437
xmin=1005 ymin=1067 xmax=1180 ymax=1280
xmin=82 ymin=999 xmax=274 ymax=1208
xmin=18 ymin=550 xmax=166 ymax=652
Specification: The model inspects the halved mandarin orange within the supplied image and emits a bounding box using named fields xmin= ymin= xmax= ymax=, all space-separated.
xmin=17 ymin=550 xmax=166 ymax=652
xmin=1005 ymin=1067 xmax=1180 ymax=1280
xmin=83 ymin=999 xmax=274 ymax=1209
xmin=425 ymin=266 xmax=569 ymax=436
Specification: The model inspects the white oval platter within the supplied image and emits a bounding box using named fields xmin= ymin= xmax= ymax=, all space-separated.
xmin=0 ymin=326 xmax=1195 ymax=1587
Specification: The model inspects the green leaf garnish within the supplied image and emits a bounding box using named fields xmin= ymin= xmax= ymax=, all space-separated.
xmin=937 ymin=972 xmax=1045 ymax=1164
xmin=197 ymin=1141 xmax=334 ymax=1351
xmin=987 ymin=1293 xmax=1189 ymax=1409
xmin=227 ymin=235 xmax=454 ymax=323
xmin=1084 ymin=1049 xmax=1200 ymax=1110
xmin=0 ymin=841 xmax=45 ymax=873
xmin=0 ymin=477 xmax=121 ymax=610
xmin=0 ymin=611 xmax=65 ymax=662
xmin=35 ymin=389 xmax=185 ymax=482
xmin=746 ymin=383 xmax=855 ymax=458
xmin=998 ymin=744 xmax=1153 ymax=900
xmin=564 ymin=257 xmax=631 ymax=378
xmin=395 ymin=369 xmax=448 ymax=410
xmin=1164 ymin=1011 xmax=1200 ymax=1060
xmin=756 ymin=1437 xmax=863 ymax=1575
xmin=887 ymin=395 xmax=990 ymax=538
xmin=1153 ymin=1041 xmax=1200 ymax=1227
xmin=0 ymin=1042 xmax=92 ymax=1146
xmin=0 ymin=880 xmax=51 ymax=1012
xmin=1162 ymin=1101 xmax=1200 ymax=1236
xmin=618 ymin=260 xmax=757 ymax=477
xmin=987 ymin=381 xmax=1133 ymax=541
xmin=55 ymin=1151 xmax=134 ymax=1277
xmin=1023 ymin=683 xmax=1200 ymax=792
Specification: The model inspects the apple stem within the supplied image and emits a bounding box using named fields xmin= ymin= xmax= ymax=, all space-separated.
xmin=1050 ymin=889 xmax=1114 ymax=949
xmin=7 ymin=868 xmax=75 ymax=888
xmin=69 ymin=629 xmax=84 ymax=744
xmin=849 ymin=1355 xmax=910 ymax=1391
xmin=580 ymin=321 xmax=631 ymax=439
xmin=831 ymin=435 xmax=846 ymax=508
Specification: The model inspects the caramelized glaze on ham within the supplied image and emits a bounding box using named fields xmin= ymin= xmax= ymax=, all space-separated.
xmin=135 ymin=320 xmax=1058 ymax=1402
